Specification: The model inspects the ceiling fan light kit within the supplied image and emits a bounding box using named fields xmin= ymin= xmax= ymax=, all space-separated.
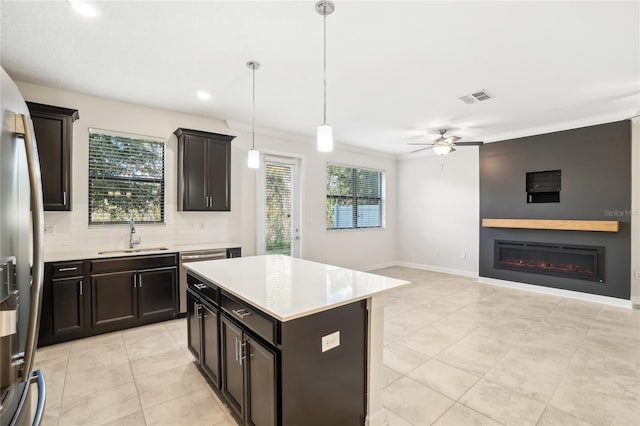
xmin=409 ymin=128 xmax=484 ymax=156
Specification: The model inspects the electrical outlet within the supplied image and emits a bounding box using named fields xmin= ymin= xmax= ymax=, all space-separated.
xmin=321 ymin=331 xmax=340 ymax=352
xmin=199 ymin=223 xmax=205 ymax=231
xmin=460 ymin=251 xmax=467 ymax=260
xmin=44 ymin=225 xmax=55 ymax=234
xmin=635 ymin=271 xmax=640 ymax=280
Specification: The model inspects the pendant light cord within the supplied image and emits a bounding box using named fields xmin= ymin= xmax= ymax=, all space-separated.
xmin=252 ymin=65 xmax=256 ymax=150
xmin=323 ymin=6 xmax=327 ymax=125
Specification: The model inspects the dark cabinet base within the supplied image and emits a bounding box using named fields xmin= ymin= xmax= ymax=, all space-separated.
xmin=38 ymin=255 xmax=178 ymax=347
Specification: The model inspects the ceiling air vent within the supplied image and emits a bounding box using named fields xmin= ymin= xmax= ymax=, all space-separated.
xmin=472 ymin=90 xmax=491 ymax=101
xmin=459 ymin=90 xmax=492 ymax=104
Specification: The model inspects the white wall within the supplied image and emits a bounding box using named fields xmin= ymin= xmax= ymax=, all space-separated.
xmin=17 ymin=82 xmax=397 ymax=270
xmin=396 ymin=150 xmax=479 ymax=276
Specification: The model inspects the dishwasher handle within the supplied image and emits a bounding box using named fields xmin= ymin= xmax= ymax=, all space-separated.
xmin=181 ymin=253 xmax=227 ymax=261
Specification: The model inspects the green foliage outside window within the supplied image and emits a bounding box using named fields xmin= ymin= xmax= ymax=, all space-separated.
xmin=326 ymin=164 xmax=383 ymax=229
xmin=88 ymin=130 xmax=165 ymax=224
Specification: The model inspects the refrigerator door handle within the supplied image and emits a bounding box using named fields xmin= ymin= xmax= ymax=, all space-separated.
xmin=15 ymin=113 xmax=45 ymax=380
xmin=9 ymin=369 xmax=46 ymax=426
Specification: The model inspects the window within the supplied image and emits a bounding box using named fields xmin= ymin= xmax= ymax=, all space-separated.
xmin=326 ymin=164 xmax=383 ymax=229
xmin=88 ymin=128 xmax=165 ymax=225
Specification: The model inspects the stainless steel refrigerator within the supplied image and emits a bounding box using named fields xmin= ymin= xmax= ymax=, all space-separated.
xmin=0 ymin=67 xmax=46 ymax=425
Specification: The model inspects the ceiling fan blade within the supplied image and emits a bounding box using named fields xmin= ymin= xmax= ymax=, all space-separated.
xmin=410 ymin=146 xmax=434 ymax=154
xmin=407 ymin=142 xmax=433 ymax=146
xmin=455 ymin=141 xmax=484 ymax=146
xmin=445 ymin=136 xmax=461 ymax=143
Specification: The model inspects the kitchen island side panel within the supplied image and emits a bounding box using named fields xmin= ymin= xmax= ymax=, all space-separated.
xmin=280 ymin=300 xmax=367 ymax=426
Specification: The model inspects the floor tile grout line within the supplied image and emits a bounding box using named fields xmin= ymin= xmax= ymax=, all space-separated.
xmin=122 ymin=330 xmax=149 ymax=426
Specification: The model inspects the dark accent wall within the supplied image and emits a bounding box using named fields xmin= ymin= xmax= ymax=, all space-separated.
xmin=479 ymin=120 xmax=631 ymax=299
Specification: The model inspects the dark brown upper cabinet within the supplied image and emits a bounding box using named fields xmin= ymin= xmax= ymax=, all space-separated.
xmin=174 ymin=128 xmax=235 ymax=211
xmin=26 ymin=102 xmax=79 ymax=211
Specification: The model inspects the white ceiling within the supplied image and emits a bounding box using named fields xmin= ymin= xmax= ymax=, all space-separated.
xmin=1 ymin=1 xmax=638 ymax=155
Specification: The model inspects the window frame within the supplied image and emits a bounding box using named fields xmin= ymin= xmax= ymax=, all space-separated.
xmin=326 ymin=163 xmax=385 ymax=230
xmin=88 ymin=128 xmax=166 ymax=226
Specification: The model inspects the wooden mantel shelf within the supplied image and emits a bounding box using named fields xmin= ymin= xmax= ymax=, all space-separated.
xmin=481 ymin=218 xmax=619 ymax=232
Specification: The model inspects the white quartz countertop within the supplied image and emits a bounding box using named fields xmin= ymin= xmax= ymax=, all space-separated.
xmin=44 ymin=242 xmax=242 ymax=263
xmin=184 ymin=255 xmax=410 ymax=321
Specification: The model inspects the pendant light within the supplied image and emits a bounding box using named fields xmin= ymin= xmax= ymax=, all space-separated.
xmin=247 ymin=61 xmax=260 ymax=169
xmin=316 ymin=1 xmax=335 ymax=152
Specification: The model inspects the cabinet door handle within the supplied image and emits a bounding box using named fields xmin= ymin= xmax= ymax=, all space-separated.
xmin=194 ymin=283 xmax=207 ymax=290
xmin=234 ymin=337 xmax=239 ymax=362
xmin=133 ymin=275 xmax=136 ymax=288
xmin=232 ymin=308 xmax=251 ymax=319
xmin=240 ymin=340 xmax=247 ymax=365
xmin=58 ymin=267 xmax=77 ymax=272
xmin=63 ymin=191 xmax=67 ymax=206
xmin=78 ymin=280 xmax=83 ymax=296
xmin=138 ymin=276 xmax=142 ymax=289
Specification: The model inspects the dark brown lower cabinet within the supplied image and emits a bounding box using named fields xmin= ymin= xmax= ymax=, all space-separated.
xmin=187 ymin=289 xmax=202 ymax=360
xmin=221 ymin=315 xmax=277 ymax=426
xmin=51 ymin=276 xmax=86 ymax=336
xmin=39 ymin=255 xmax=178 ymax=346
xmin=188 ymin=287 xmax=221 ymax=387
xmin=139 ymin=267 xmax=177 ymax=318
xmin=201 ymin=301 xmax=220 ymax=387
xmin=92 ymin=271 xmax=138 ymax=329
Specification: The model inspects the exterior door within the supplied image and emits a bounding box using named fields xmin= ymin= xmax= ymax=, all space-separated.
xmin=259 ymin=156 xmax=301 ymax=257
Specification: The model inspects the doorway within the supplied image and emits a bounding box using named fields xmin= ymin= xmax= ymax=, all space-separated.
xmin=258 ymin=156 xmax=301 ymax=257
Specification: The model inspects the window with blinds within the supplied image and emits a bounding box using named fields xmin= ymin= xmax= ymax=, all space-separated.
xmin=326 ymin=164 xmax=383 ymax=230
xmin=265 ymin=162 xmax=293 ymax=255
xmin=88 ymin=129 xmax=165 ymax=225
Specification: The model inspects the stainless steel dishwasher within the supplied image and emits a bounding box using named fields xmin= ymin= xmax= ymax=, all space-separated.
xmin=179 ymin=249 xmax=227 ymax=314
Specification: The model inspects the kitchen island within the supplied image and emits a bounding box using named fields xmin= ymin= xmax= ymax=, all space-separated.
xmin=184 ymin=255 xmax=409 ymax=426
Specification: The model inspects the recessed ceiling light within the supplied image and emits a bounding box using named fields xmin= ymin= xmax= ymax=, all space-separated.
xmin=68 ymin=0 xmax=99 ymax=18
xmin=196 ymin=90 xmax=211 ymax=101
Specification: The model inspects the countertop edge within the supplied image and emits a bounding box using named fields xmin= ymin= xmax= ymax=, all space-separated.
xmin=184 ymin=261 xmax=411 ymax=322
xmin=44 ymin=242 xmax=242 ymax=263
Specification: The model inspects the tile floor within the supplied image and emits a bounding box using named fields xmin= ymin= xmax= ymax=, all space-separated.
xmin=33 ymin=267 xmax=640 ymax=426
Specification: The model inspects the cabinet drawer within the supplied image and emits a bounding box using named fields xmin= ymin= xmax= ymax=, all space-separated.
xmin=91 ymin=254 xmax=177 ymax=274
xmin=220 ymin=292 xmax=276 ymax=345
xmin=187 ymin=273 xmax=218 ymax=306
xmin=50 ymin=261 xmax=84 ymax=278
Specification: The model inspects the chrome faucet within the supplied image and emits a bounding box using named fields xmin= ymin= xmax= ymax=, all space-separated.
xmin=129 ymin=217 xmax=141 ymax=249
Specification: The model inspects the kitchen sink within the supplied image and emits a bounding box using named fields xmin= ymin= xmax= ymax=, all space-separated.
xmin=98 ymin=247 xmax=170 ymax=255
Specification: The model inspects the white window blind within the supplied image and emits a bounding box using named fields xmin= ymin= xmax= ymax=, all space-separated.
xmin=88 ymin=129 xmax=165 ymax=225
xmin=326 ymin=164 xmax=383 ymax=230
xmin=265 ymin=162 xmax=293 ymax=254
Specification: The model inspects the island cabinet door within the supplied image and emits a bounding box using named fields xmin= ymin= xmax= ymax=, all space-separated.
xmin=246 ymin=335 xmax=277 ymax=426
xmin=220 ymin=316 xmax=245 ymax=417
xmin=201 ymin=301 xmax=220 ymax=388
xmin=186 ymin=289 xmax=201 ymax=360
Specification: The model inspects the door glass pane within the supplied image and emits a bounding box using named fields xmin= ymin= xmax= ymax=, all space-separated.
xmin=265 ymin=162 xmax=293 ymax=255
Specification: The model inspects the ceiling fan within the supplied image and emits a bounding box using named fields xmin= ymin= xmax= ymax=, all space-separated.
xmin=408 ymin=129 xmax=483 ymax=155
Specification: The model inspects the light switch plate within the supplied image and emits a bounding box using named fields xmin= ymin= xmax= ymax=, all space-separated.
xmin=321 ymin=331 xmax=340 ymax=352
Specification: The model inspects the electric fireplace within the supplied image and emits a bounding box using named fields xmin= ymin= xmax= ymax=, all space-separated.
xmin=494 ymin=240 xmax=604 ymax=282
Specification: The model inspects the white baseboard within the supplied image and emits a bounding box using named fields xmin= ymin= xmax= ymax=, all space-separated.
xmin=478 ymin=276 xmax=633 ymax=309
xmin=395 ymin=261 xmax=479 ymax=279
xmin=358 ymin=261 xmax=400 ymax=272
